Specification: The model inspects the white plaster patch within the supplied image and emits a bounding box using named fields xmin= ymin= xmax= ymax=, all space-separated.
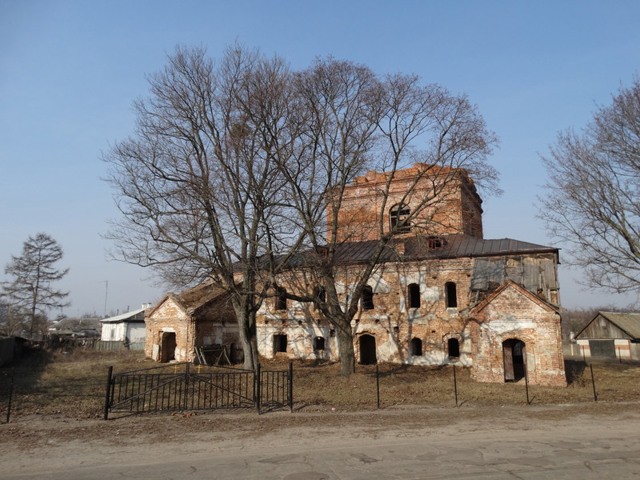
xmin=369 ymin=273 xmax=391 ymax=293
xmin=423 ymin=286 xmax=439 ymax=302
xmin=484 ymin=319 xmax=535 ymax=334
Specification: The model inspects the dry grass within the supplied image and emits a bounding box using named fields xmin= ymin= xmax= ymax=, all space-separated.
xmin=2 ymin=348 xmax=640 ymax=420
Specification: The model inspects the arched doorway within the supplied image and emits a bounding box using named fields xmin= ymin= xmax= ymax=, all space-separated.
xmin=503 ymin=338 xmax=526 ymax=382
xmin=359 ymin=334 xmax=377 ymax=365
xmin=161 ymin=331 xmax=176 ymax=363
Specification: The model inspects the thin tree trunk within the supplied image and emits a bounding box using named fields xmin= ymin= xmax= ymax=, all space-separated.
xmin=234 ymin=304 xmax=259 ymax=371
xmin=335 ymin=319 xmax=356 ymax=376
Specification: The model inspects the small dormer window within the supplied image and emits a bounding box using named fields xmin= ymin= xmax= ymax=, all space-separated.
xmin=428 ymin=236 xmax=445 ymax=249
xmin=390 ymin=204 xmax=411 ymax=233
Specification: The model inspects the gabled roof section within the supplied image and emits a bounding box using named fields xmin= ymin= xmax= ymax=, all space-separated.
xmin=147 ymin=280 xmax=231 ymax=318
xmin=100 ymin=306 xmax=148 ymax=324
xmin=470 ymin=279 xmax=558 ymax=315
xmin=577 ymin=312 xmax=640 ymax=339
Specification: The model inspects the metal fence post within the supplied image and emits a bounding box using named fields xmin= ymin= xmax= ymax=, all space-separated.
xmin=590 ymin=364 xmax=598 ymax=402
xmin=184 ymin=362 xmax=190 ymax=411
xmin=375 ymin=364 xmax=380 ymax=409
xmin=524 ymin=364 xmax=531 ymax=405
xmin=255 ymin=363 xmax=261 ymax=414
xmin=103 ymin=366 xmax=113 ymax=420
xmin=288 ymin=362 xmax=293 ymax=413
xmin=453 ymin=365 xmax=458 ymax=408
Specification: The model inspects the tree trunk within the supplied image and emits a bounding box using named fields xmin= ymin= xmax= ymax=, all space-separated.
xmin=335 ymin=319 xmax=356 ymax=376
xmin=234 ymin=304 xmax=259 ymax=371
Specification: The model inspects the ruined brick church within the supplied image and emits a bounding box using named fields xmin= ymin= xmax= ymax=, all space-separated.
xmin=256 ymin=164 xmax=566 ymax=386
xmin=145 ymin=163 xmax=566 ymax=386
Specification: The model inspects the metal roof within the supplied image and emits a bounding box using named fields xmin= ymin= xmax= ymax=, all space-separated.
xmin=598 ymin=312 xmax=640 ymax=339
xmin=326 ymin=234 xmax=558 ymax=266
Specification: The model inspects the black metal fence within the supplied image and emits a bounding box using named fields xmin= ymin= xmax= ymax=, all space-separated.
xmin=104 ymin=362 xmax=292 ymax=419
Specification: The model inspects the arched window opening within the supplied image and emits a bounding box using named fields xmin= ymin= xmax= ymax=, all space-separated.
xmin=313 ymin=336 xmax=325 ymax=351
xmin=359 ymin=334 xmax=377 ymax=365
xmin=313 ymin=286 xmax=326 ymax=310
xmin=273 ymin=334 xmax=287 ymax=354
xmin=390 ymin=204 xmax=411 ymax=233
xmin=276 ymin=287 xmax=287 ymax=311
xmin=448 ymin=338 xmax=460 ymax=358
xmin=361 ymin=285 xmax=374 ymax=310
xmin=410 ymin=337 xmax=423 ymax=357
xmin=408 ymin=283 xmax=421 ymax=309
xmin=445 ymin=282 xmax=457 ymax=308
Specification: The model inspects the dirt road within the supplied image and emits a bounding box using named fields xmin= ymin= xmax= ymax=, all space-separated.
xmin=2 ymin=402 xmax=640 ymax=479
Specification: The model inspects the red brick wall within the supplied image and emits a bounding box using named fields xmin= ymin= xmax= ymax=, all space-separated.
xmin=329 ymin=164 xmax=483 ymax=242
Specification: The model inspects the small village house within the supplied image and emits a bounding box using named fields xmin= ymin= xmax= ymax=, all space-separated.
xmin=144 ymin=281 xmax=239 ymax=363
xmin=100 ymin=304 xmax=151 ymax=349
xmin=575 ymin=312 xmax=640 ymax=361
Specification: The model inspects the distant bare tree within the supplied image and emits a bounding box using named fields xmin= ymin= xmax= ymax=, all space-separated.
xmin=104 ymin=45 xmax=303 ymax=369
xmin=1 ymin=233 xmax=69 ymax=338
xmin=279 ymin=60 xmax=499 ymax=375
xmin=540 ymin=78 xmax=640 ymax=295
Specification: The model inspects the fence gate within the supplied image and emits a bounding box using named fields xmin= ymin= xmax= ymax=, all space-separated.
xmin=104 ymin=362 xmax=292 ymax=419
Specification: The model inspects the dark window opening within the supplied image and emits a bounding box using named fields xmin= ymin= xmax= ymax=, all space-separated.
xmin=428 ymin=236 xmax=445 ymax=249
xmin=408 ymin=283 xmax=421 ymax=308
xmin=273 ymin=334 xmax=287 ymax=354
xmin=448 ymin=338 xmax=460 ymax=358
xmin=276 ymin=287 xmax=287 ymax=311
xmin=445 ymin=282 xmax=457 ymax=308
xmin=313 ymin=286 xmax=326 ymax=310
xmin=330 ymin=329 xmax=336 ymax=338
xmin=390 ymin=204 xmax=411 ymax=233
xmin=410 ymin=337 xmax=423 ymax=356
xmin=361 ymin=285 xmax=374 ymax=310
xmin=313 ymin=336 xmax=325 ymax=351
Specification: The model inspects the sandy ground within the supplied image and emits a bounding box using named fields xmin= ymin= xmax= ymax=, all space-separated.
xmin=2 ymin=402 xmax=640 ymax=479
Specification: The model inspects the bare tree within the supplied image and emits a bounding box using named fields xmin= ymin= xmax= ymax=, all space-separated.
xmin=104 ymin=45 xmax=303 ymax=369
xmin=540 ymin=78 xmax=640 ymax=295
xmin=1 ymin=233 xmax=70 ymax=338
xmin=279 ymin=60 xmax=499 ymax=375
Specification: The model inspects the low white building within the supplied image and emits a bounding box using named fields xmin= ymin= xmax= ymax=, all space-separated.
xmin=100 ymin=304 xmax=151 ymax=346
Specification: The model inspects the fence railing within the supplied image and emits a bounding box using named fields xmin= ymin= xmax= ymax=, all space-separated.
xmin=104 ymin=362 xmax=292 ymax=419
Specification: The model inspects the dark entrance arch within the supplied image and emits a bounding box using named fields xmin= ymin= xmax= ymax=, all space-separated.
xmin=503 ymin=338 xmax=526 ymax=382
xmin=359 ymin=334 xmax=377 ymax=365
xmin=161 ymin=331 xmax=176 ymax=363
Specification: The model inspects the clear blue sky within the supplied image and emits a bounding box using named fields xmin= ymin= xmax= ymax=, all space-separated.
xmin=1 ymin=0 xmax=639 ymax=316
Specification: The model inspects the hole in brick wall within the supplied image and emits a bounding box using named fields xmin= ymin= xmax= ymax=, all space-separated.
xmin=408 ymin=283 xmax=421 ymax=308
xmin=445 ymin=282 xmax=457 ymax=308
xmin=410 ymin=337 xmax=423 ymax=356
xmin=361 ymin=285 xmax=374 ymax=310
xmin=273 ymin=334 xmax=287 ymax=354
xmin=448 ymin=338 xmax=460 ymax=358
xmin=313 ymin=336 xmax=325 ymax=351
